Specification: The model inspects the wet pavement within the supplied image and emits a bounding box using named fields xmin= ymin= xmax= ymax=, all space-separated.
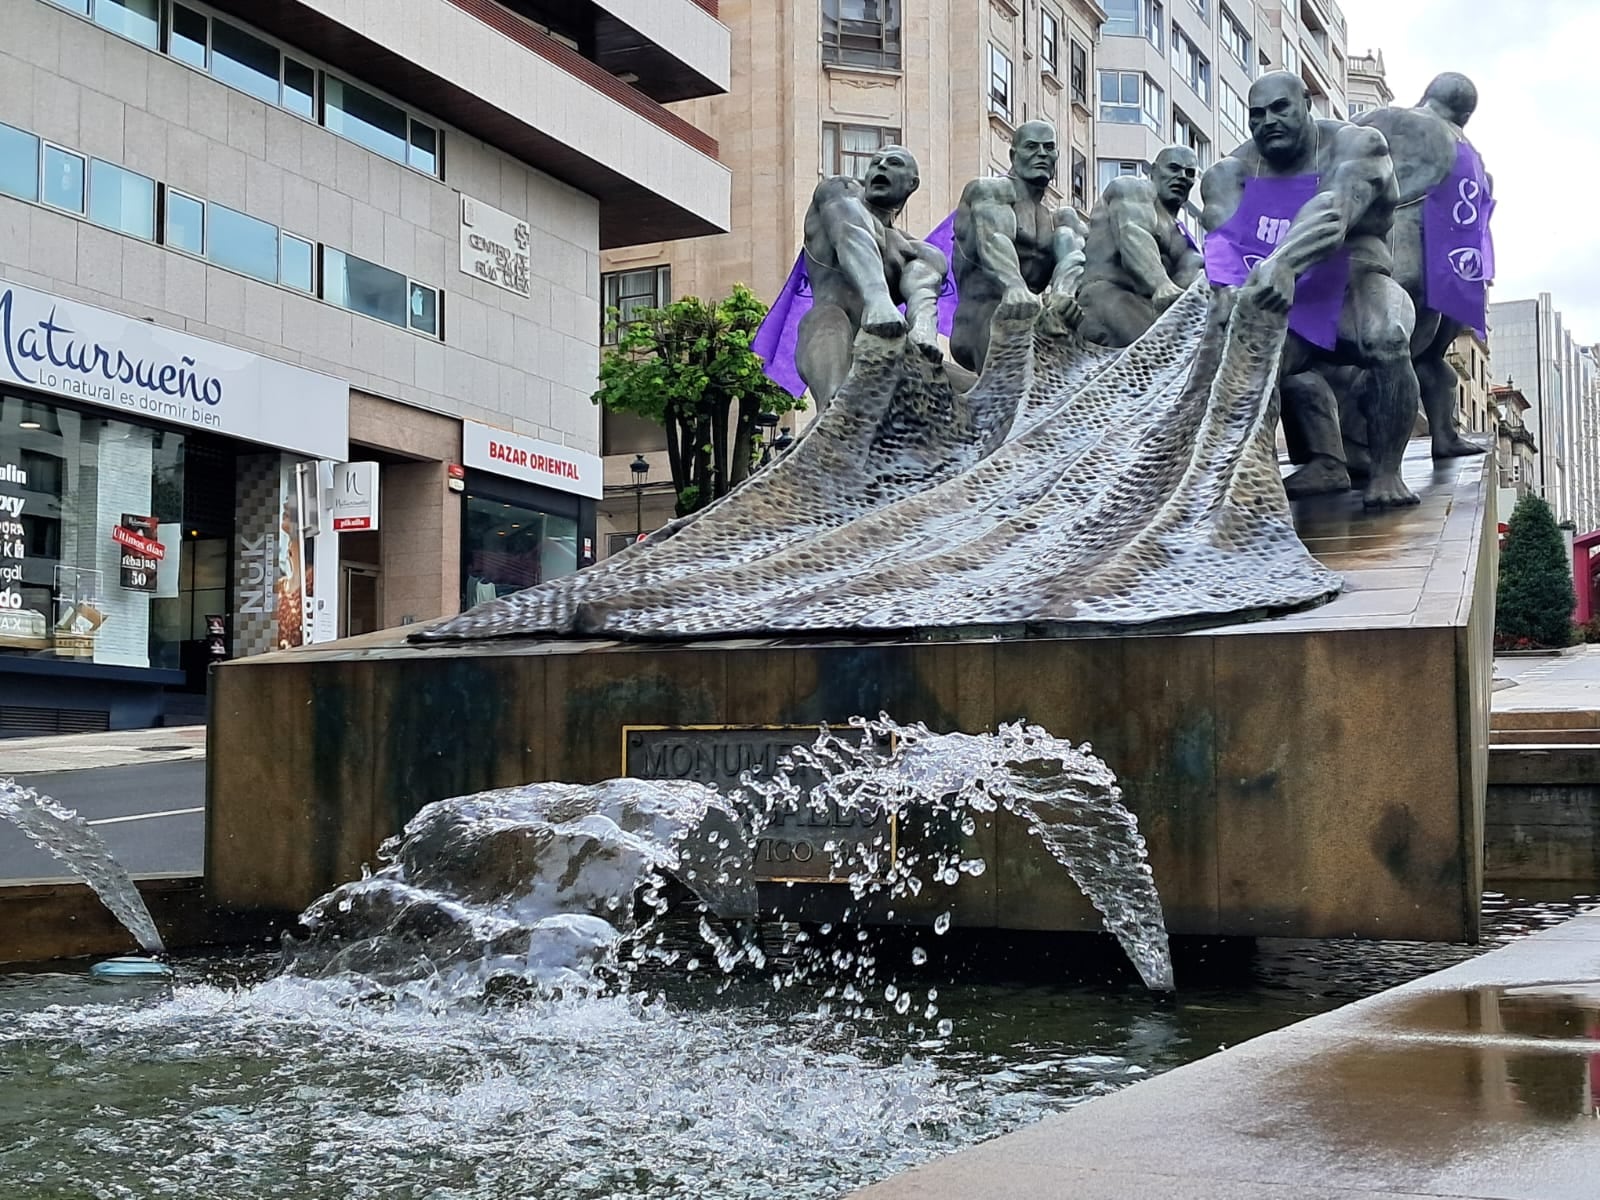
xmin=1495 ymin=646 xmax=1600 ymax=717
xmin=0 ymin=726 xmax=205 ymax=774
xmin=848 ymin=905 xmax=1600 ymax=1199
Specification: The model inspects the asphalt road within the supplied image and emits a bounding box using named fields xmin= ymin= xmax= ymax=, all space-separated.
xmin=0 ymin=761 xmax=205 ymax=881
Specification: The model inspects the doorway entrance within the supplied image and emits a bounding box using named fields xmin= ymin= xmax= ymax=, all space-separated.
xmin=339 ymin=563 xmax=381 ymax=638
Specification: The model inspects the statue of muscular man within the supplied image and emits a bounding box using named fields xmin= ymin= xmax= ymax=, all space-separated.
xmin=951 ymin=121 xmax=1085 ymax=374
xmin=1201 ymin=71 xmax=1420 ymax=508
xmin=793 ymin=146 xmax=947 ymax=411
xmin=1354 ymin=72 xmax=1491 ymax=461
xmin=1075 ymin=146 xmax=1205 ymax=347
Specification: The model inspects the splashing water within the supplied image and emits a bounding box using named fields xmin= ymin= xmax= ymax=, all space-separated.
xmin=768 ymin=717 xmax=1172 ymax=990
xmin=282 ymin=715 xmax=1171 ymax=997
xmin=0 ymin=777 xmax=165 ymax=954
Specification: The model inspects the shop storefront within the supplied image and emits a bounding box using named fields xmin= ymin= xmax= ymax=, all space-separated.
xmin=0 ymin=279 xmax=347 ymax=733
xmin=460 ymin=422 xmax=599 ymax=609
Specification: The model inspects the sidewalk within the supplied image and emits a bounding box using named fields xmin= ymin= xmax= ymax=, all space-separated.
xmin=849 ymin=904 xmax=1600 ymax=1199
xmin=1493 ymin=645 xmax=1600 ymax=714
xmin=0 ymin=726 xmax=206 ymax=775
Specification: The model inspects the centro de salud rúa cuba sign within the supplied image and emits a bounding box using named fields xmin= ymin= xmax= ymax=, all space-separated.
xmin=623 ymin=725 xmax=896 ymax=883
xmin=459 ymin=194 xmax=531 ymax=298
xmin=0 ymin=278 xmax=348 ymax=460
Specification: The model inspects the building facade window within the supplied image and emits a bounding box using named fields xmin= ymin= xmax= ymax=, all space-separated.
xmin=821 ymin=123 xmax=901 ymax=180
xmin=322 ymin=247 xmax=441 ymax=336
xmin=463 ymin=492 xmax=579 ymax=607
xmin=1071 ymin=148 xmax=1089 ymax=211
xmin=1190 ymin=0 xmax=1208 ymax=22
xmin=1282 ymin=34 xmax=1300 ymax=75
xmin=1097 ymin=158 xmax=1148 ymax=195
xmin=1103 ymin=0 xmax=1163 ymax=47
xmin=1172 ymin=109 xmax=1211 ymax=168
xmin=601 ymin=266 xmax=672 ymax=344
xmin=0 ymin=123 xmax=41 ymax=203
xmin=1070 ymin=39 xmax=1088 ymax=103
xmin=87 ymin=0 xmax=159 ymax=47
xmin=206 ymin=203 xmax=279 ymax=284
xmin=1039 ymin=9 xmax=1060 ymax=76
xmin=1219 ymin=81 xmax=1248 ymax=148
xmin=43 ymin=0 xmax=444 ymax=179
xmin=42 ymin=145 xmax=86 ymax=214
xmin=1 ymin=115 xmax=445 ymax=339
xmin=1171 ymin=27 xmax=1211 ymax=103
xmin=1222 ymin=6 xmax=1252 ymax=71
xmin=1099 ymin=71 xmax=1163 ymax=134
xmin=279 ymin=233 xmax=314 ymax=294
xmin=989 ymin=45 xmax=1014 ymax=120
xmin=87 ymin=160 xmax=156 ymax=240
xmin=821 ymin=0 xmax=902 ymax=70
xmin=0 ymin=392 xmax=186 ymax=671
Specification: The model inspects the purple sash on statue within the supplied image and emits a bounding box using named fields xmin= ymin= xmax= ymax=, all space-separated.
xmin=751 ymin=253 xmax=814 ymax=398
xmin=1422 ymin=140 xmax=1494 ymax=337
xmin=754 ymin=216 xmax=963 ymax=394
xmin=923 ymin=210 xmax=959 ymax=337
xmin=1204 ymin=174 xmax=1350 ymax=351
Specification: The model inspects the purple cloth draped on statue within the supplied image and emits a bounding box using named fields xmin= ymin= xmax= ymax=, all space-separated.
xmin=1203 ymin=174 xmax=1351 ymax=351
xmin=750 ymin=252 xmax=814 ymax=398
xmin=752 ymin=211 xmax=963 ymax=394
xmin=1422 ymin=140 xmax=1495 ymax=338
xmin=923 ymin=210 xmax=959 ymax=336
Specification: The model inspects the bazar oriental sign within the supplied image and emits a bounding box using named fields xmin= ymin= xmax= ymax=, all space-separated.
xmin=0 ymin=279 xmax=347 ymax=460
xmin=462 ymin=421 xmax=602 ymax=499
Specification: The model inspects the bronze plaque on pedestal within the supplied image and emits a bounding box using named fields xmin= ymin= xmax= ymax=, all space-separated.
xmin=622 ymin=725 xmax=895 ymax=883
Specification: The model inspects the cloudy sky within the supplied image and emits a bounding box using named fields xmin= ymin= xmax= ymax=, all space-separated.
xmin=1338 ymin=0 xmax=1600 ymax=347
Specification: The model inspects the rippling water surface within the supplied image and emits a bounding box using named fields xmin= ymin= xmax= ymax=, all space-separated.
xmin=0 ymin=890 xmax=1592 ymax=1200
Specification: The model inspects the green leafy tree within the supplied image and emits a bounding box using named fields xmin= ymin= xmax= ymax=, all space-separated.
xmin=1496 ymin=493 xmax=1577 ymax=648
xmin=594 ymin=286 xmax=805 ymax=517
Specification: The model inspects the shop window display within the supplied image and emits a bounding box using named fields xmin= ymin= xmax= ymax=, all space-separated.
xmin=0 ymin=394 xmax=185 ymax=669
xmin=462 ymin=495 xmax=577 ymax=606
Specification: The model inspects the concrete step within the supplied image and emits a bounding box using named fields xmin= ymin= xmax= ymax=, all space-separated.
xmin=1492 ymin=708 xmax=1600 ymax=731
xmin=1491 ymin=728 xmax=1600 ymax=745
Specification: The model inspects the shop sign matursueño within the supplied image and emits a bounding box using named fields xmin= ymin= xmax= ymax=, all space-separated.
xmin=0 ymin=278 xmax=348 ymax=460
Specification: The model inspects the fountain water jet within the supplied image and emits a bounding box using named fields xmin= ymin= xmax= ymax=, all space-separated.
xmin=282 ymin=716 xmax=1172 ymax=996
xmin=0 ymin=777 xmax=165 ymax=957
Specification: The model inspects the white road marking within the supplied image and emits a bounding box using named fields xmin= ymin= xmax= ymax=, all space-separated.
xmin=86 ymin=806 xmax=204 ymax=826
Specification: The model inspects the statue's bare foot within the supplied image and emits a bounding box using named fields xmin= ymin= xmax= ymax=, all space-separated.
xmin=1284 ymin=456 xmax=1351 ymax=499
xmin=1362 ymin=471 xmax=1420 ymax=508
xmin=1432 ymin=431 xmax=1487 ymax=460
xmin=909 ymin=319 xmax=944 ymax=363
xmin=996 ymin=287 xmax=1042 ymax=324
xmin=862 ymin=302 xmax=908 ymax=339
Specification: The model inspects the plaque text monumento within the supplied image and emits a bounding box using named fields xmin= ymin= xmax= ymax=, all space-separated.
xmin=623 ymin=726 xmax=892 ymax=883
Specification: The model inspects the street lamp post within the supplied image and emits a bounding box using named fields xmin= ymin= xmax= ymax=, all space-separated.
xmin=755 ymin=411 xmax=780 ymax=465
xmin=630 ymin=454 xmax=649 ymax=539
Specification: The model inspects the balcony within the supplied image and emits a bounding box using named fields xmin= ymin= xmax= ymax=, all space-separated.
xmin=495 ymin=0 xmax=730 ymax=102
xmin=208 ymin=0 xmax=730 ymax=247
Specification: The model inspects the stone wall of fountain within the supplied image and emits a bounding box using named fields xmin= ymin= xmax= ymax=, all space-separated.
xmin=207 ymin=458 xmax=1496 ymax=949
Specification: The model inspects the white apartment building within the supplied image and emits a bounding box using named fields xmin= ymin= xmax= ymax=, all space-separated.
xmin=1490 ymin=295 xmax=1600 ymax=532
xmin=1094 ymin=0 xmax=1348 ymax=231
xmin=0 ymin=0 xmax=729 ymax=731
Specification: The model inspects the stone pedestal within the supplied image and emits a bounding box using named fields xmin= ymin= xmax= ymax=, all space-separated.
xmin=207 ymin=444 xmax=1495 ymax=942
